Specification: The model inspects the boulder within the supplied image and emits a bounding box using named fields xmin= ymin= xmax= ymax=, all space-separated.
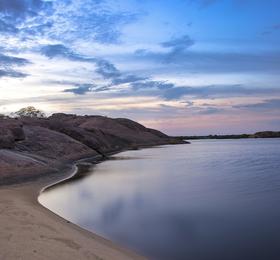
xmin=0 ymin=119 xmax=25 ymax=149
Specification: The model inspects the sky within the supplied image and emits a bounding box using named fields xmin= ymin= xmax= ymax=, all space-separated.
xmin=0 ymin=0 xmax=279 ymax=135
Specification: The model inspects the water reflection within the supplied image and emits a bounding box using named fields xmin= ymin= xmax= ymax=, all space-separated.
xmin=39 ymin=139 xmax=280 ymax=260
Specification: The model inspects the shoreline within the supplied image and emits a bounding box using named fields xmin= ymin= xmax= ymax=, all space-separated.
xmin=36 ymin=144 xmax=173 ymax=258
xmin=0 ymin=152 xmax=146 ymax=260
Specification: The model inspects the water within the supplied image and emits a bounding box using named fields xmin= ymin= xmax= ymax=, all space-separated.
xmin=39 ymin=139 xmax=280 ymax=260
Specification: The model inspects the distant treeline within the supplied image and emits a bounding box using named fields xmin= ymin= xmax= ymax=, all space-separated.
xmin=176 ymin=131 xmax=280 ymax=140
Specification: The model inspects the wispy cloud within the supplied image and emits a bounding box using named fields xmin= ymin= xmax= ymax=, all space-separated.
xmin=40 ymin=43 xmax=147 ymax=94
xmin=64 ymin=84 xmax=95 ymax=95
xmin=40 ymin=44 xmax=91 ymax=61
xmin=0 ymin=0 xmax=139 ymax=54
xmin=234 ymin=99 xmax=280 ymax=111
xmin=0 ymin=19 xmax=18 ymax=34
xmin=45 ymin=0 xmax=139 ymax=44
xmin=0 ymin=69 xmax=28 ymax=78
xmin=135 ymin=46 xmax=280 ymax=73
xmin=0 ymin=52 xmax=30 ymax=78
xmin=95 ymin=59 xmax=121 ymax=79
xmin=0 ymin=0 xmax=52 ymax=18
xmin=0 ymin=53 xmax=30 ymax=66
xmin=129 ymin=82 xmax=280 ymax=101
xmin=161 ymin=35 xmax=195 ymax=50
xmin=0 ymin=0 xmax=53 ymax=39
xmin=39 ymin=43 xmax=280 ymax=101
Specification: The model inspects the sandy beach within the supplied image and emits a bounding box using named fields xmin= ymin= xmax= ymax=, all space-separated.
xmin=0 ymin=167 xmax=145 ymax=260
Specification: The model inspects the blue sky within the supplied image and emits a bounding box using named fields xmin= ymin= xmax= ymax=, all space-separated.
xmin=0 ymin=0 xmax=279 ymax=135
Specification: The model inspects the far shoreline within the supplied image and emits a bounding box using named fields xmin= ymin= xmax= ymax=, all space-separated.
xmin=176 ymin=130 xmax=280 ymax=140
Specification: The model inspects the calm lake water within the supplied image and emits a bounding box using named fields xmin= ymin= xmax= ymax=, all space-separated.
xmin=39 ymin=139 xmax=280 ymax=260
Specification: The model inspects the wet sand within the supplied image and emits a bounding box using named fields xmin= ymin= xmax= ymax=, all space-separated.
xmin=0 ymin=166 xmax=145 ymax=260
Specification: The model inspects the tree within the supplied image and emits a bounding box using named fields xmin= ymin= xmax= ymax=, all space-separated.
xmin=12 ymin=106 xmax=46 ymax=118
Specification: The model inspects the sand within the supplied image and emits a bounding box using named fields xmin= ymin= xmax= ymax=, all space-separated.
xmin=0 ymin=169 xmax=145 ymax=260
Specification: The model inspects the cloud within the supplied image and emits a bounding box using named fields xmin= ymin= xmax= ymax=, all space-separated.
xmin=89 ymin=75 xmax=280 ymax=101
xmin=197 ymin=106 xmax=223 ymax=115
xmin=95 ymin=59 xmax=121 ymax=79
xmin=129 ymin=81 xmax=280 ymax=101
xmin=22 ymin=21 xmax=53 ymax=36
xmin=0 ymin=53 xmax=30 ymax=78
xmin=181 ymin=100 xmax=194 ymax=107
xmin=135 ymin=33 xmax=280 ymax=73
xmin=64 ymin=84 xmax=95 ymax=95
xmin=234 ymin=99 xmax=280 ymax=111
xmin=159 ymin=34 xmax=195 ymax=63
xmin=0 ymin=53 xmax=30 ymax=66
xmin=0 ymin=19 xmax=18 ymax=34
xmin=38 ymin=43 xmax=280 ymax=105
xmin=40 ymin=44 xmax=146 ymax=89
xmin=40 ymin=44 xmax=120 ymax=79
xmin=131 ymin=80 xmax=175 ymax=91
xmin=0 ymin=0 xmax=51 ymax=18
xmin=0 ymin=69 xmax=28 ymax=78
xmin=0 ymin=0 xmax=138 ymax=51
xmin=143 ymin=83 xmax=249 ymax=100
xmin=43 ymin=80 xmax=101 ymax=95
xmin=44 ymin=1 xmax=139 ymax=44
xmin=0 ymin=0 xmax=53 ymax=37
xmin=135 ymin=46 xmax=280 ymax=73
xmin=0 ymin=0 xmax=140 ymax=82
xmin=163 ymin=86 xmax=192 ymax=100
xmin=40 ymin=44 xmax=86 ymax=61
xmin=161 ymin=35 xmax=195 ymax=50
xmin=135 ymin=35 xmax=195 ymax=62
xmin=159 ymin=103 xmax=224 ymax=116
xmin=164 ymin=84 xmax=280 ymax=100
xmin=112 ymin=75 xmax=148 ymax=85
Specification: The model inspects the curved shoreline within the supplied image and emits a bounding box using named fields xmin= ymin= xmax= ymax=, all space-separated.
xmin=0 ymin=155 xmax=145 ymax=260
xmin=38 ymin=164 xmax=78 ymax=196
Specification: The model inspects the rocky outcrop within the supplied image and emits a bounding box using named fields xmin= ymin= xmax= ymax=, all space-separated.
xmin=0 ymin=119 xmax=25 ymax=149
xmin=16 ymin=125 xmax=99 ymax=163
xmin=0 ymin=114 xmax=185 ymax=184
xmin=0 ymin=150 xmax=56 ymax=184
xmin=48 ymin=114 xmax=174 ymax=147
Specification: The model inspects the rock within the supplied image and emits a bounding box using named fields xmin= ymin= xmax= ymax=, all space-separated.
xmin=0 ymin=150 xmax=56 ymax=184
xmin=0 ymin=119 xmax=25 ymax=149
xmin=0 ymin=128 xmax=14 ymax=149
xmin=16 ymin=125 xmax=99 ymax=163
xmin=0 ymin=114 xmax=186 ymax=184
